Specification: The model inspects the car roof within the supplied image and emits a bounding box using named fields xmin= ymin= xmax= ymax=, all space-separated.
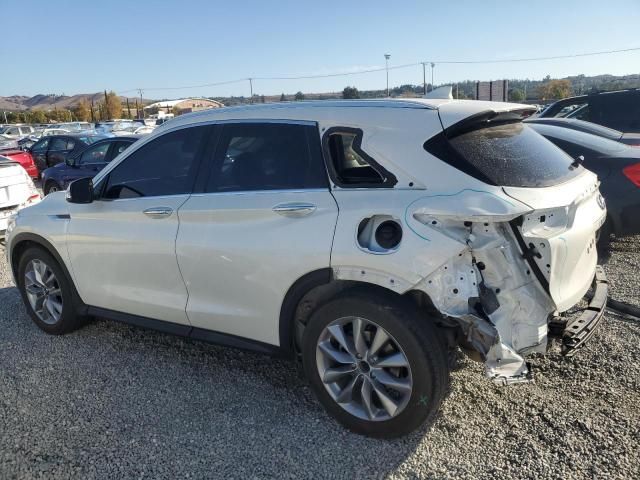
xmin=524 ymin=117 xmax=622 ymax=139
xmin=164 ymin=98 xmax=535 ymax=131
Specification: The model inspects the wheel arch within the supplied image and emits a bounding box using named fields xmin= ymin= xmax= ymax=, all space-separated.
xmin=279 ymin=268 xmax=447 ymax=358
xmin=9 ymin=233 xmax=85 ymax=311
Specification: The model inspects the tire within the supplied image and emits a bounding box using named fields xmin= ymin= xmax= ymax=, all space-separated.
xmin=44 ymin=181 xmax=61 ymax=195
xmin=17 ymin=247 xmax=87 ymax=335
xmin=302 ymin=289 xmax=450 ymax=438
xmin=596 ymin=218 xmax=612 ymax=264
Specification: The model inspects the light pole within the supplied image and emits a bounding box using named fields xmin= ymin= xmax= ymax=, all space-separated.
xmin=384 ymin=54 xmax=391 ymax=97
xmin=430 ymin=63 xmax=435 ymax=92
xmin=421 ymin=62 xmax=427 ymax=95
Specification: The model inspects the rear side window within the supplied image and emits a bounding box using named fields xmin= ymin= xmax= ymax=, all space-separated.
xmin=206 ymin=123 xmax=327 ymax=192
xmin=103 ymin=126 xmax=208 ymax=199
xmin=324 ymin=128 xmax=395 ymax=187
xmin=50 ymin=138 xmax=69 ymax=150
xmin=426 ymin=122 xmax=582 ymax=188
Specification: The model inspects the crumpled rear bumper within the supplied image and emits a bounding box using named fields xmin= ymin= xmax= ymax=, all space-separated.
xmin=562 ymin=265 xmax=608 ymax=356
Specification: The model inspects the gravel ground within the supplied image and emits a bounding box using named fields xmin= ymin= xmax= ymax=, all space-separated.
xmin=0 ymin=237 xmax=639 ymax=480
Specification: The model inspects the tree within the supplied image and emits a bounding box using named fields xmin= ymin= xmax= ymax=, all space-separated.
xmin=538 ymin=79 xmax=572 ymax=101
xmin=509 ymin=89 xmax=525 ymax=102
xmin=99 ymin=90 xmax=122 ymax=120
xmin=280 ymin=93 xmax=286 ymax=101
xmin=260 ymin=95 xmax=265 ymax=103
xmin=294 ymin=91 xmax=305 ymax=101
xmin=342 ymin=86 xmax=360 ymax=99
xmin=30 ymin=109 xmax=47 ymax=124
xmin=172 ymin=106 xmax=182 ymax=116
xmin=73 ymin=99 xmax=91 ymax=122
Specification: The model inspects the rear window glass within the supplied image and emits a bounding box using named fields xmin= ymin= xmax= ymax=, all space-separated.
xmin=443 ymin=122 xmax=582 ymax=188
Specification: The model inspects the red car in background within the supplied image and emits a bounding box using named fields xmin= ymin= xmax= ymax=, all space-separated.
xmin=0 ymin=149 xmax=39 ymax=178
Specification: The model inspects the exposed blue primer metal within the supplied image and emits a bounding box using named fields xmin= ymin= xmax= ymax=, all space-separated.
xmin=404 ymin=189 xmax=518 ymax=241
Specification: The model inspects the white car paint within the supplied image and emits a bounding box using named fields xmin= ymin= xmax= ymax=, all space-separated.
xmin=6 ymin=99 xmax=606 ymax=384
xmin=0 ymin=159 xmax=40 ymax=232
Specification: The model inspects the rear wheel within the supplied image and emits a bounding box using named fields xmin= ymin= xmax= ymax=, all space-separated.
xmin=302 ymin=290 xmax=450 ymax=438
xmin=17 ymin=247 xmax=87 ymax=334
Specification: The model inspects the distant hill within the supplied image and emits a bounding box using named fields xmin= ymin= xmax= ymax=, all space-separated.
xmin=2 ymin=73 xmax=640 ymax=111
xmin=0 ymin=93 xmax=148 ymax=111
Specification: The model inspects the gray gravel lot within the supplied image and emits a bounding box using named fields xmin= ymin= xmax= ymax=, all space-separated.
xmin=0 ymin=237 xmax=639 ymax=479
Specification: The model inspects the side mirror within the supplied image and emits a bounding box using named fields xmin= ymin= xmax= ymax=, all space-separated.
xmin=66 ymin=177 xmax=94 ymax=204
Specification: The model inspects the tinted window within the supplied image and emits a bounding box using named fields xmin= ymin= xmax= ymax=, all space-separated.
xmin=32 ymin=138 xmax=49 ymax=152
xmin=110 ymin=140 xmax=133 ymax=160
xmin=529 ymin=123 xmax=628 ymax=156
xmin=206 ymin=123 xmax=327 ymax=192
xmin=435 ymin=122 xmax=582 ymax=188
xmin=103 ymin=126 xmax=208 ymax=199
xmin=50 ymin=138 xmax=70 ymax=150
xmin=79 ymin=142 xmax=110 ymax=165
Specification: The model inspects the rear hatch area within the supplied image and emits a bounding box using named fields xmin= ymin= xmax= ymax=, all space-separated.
xmin=503 ymin=172 xmax=606 ymax=311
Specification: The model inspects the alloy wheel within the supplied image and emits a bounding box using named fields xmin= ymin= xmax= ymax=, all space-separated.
xmin=316 ymin=316 xmax=413 ymax=421
xmin=24 ymin=259 xmax=63 ymax=325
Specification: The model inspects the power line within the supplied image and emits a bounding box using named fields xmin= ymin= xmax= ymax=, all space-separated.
xmin=424 ymin=46 xmax=640 ymax=64
xmin=116 ymin=46 xmax=640 ymax=95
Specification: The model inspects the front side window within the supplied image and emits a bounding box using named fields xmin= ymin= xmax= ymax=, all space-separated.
xmin=78 ymin=143 xmax=110 ymax=165
xmin=206 ymin=123 xmax=327 ymax=192
xmin=103 ymin=126 xmax=208 ymax=199
xmin=32 ymin=138 xmax=49 ymax=152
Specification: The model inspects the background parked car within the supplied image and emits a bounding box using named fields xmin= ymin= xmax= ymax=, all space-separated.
xmin=0 ymin=156 xmax=40 ymax=234
xmin=0 ymin=149 xmax=39 ymax=179
xmin=0 ymin=125 xmax=35 ymax=139
xmin=528 ymin=122 xmax=640 ymax=245
xmin=538 ymin=89 xmax=640 ymax=132
xmin=0 ymin=134 xmax=19 ymax=150
xmin=29 ymin=134 xmax=107 ymax=174
xmin=41 ymin=135 xmax=139 ymax=194
xmin=525 ymin=117 xmax=640 ymax=146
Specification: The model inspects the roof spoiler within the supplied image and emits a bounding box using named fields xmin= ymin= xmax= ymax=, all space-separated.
xmin=443 ymin=108 xmax=536 ymax=139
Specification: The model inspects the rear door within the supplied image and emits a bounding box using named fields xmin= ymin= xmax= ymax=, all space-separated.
xmin=31 ymin=138 xmax=50 ymax=171
xmin=176 ymin=121 xmax=337 ymax=345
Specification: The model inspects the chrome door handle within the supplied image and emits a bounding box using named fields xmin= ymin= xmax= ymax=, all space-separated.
xmin=272 ymin=203 xmax=317 ymax=217
xmin=143 ymin=207 xmax=173 ymax=218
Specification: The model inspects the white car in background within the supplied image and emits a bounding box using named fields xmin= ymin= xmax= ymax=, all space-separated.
xmin=0 ymin=156 xmax=40 ymax=234
xmin=5 ymin=99 xmax=607 ymax=437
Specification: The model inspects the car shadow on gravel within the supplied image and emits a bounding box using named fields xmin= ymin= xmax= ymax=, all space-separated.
xmin=0 ymin=284 xmax=432 ymax=479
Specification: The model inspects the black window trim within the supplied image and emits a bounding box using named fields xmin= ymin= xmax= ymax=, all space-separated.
xmin=321 ymin=126 xmax=397 ymax=188
xmin=199 ymin=119 xmax=330 ymax=195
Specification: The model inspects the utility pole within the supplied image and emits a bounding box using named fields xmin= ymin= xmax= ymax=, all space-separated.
xmin=430 ymin=63 xmax=435 ymax=92
xmin=421 ymin=62 xmax=427 ymax=95
xmin=138 ymin=89 xmax=144 ymax=119
xmin=384 ymin=54 xmax=391 ymax=97
xmin=248 ymin=78 xmax=253 ymax=103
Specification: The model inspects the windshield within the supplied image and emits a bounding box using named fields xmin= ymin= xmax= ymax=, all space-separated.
xmin=441 ymin=122 xmax=583 ymax=188
xmin=528 ymin=123 xmax=629 ymax=156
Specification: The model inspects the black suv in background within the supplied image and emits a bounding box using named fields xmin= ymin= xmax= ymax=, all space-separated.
xmin=29 ymin=134 xmax=107 ymax=173
xmin=538 ymin=89 xmax=640 ymax=132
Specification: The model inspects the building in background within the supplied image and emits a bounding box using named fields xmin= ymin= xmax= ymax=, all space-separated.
xmin=144 ymin=98 xmax=224 ymax=116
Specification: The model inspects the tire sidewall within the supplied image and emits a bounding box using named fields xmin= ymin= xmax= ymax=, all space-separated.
xmin=17 ymin=247 xmax=76 ymax=334
xmin=302 ymin=293 xmax=447 ymax=438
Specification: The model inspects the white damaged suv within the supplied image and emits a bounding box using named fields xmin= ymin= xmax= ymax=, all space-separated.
xmin=5 ymin=99 xmax=608 ymax=438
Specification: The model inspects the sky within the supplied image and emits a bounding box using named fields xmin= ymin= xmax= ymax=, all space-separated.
xmin=1 ymin=0 xmax=640 ymax=99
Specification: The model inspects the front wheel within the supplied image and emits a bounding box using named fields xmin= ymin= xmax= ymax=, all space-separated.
xmin=17 ymin=247 xmax=87 ymax=334
xmin=302 ymin=290 xmax=450 ymax=438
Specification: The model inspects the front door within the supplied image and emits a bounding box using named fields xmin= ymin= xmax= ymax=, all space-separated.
xmin=66 ymin=125 xmax=212 ymax=324
xmin=176 ymin=121 xmax=337 ymax=346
